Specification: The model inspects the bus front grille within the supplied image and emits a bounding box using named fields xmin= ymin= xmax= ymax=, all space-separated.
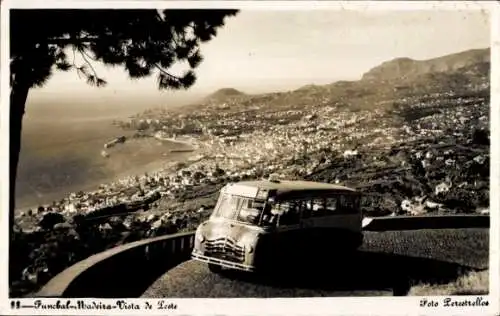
xmin=205 ymin=237 xmax=245 ymax=263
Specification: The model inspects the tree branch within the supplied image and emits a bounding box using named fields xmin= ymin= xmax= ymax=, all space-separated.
xmin=79 ymin=48 xmax=99 ymax=79
xmin=46 ymin=36 xmax=99 ymax=46
xmin=72 ymin=46 xmax=81 ymax=79
xmin=80 ymin=48 xmax=97 ymax=61
xmin=153 ymin=63 xmax=181 ymax=81
xmin=77 ymin=48 xmax=106 ymax=87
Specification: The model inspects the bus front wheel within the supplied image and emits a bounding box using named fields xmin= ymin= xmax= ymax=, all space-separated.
xmin=208 ymin=263 xmax=223 ymax=274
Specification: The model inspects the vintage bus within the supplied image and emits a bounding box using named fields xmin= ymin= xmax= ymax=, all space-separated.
xmin=191 ymin=177 xmax=363 ymax=273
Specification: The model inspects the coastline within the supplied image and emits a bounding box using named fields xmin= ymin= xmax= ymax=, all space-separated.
xmin=154 ymin=134 xmax=200 ymax=148
xmin=15 ymin=137 xmax=201 ymax=214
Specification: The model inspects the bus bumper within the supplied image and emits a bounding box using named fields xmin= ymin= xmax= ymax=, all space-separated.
xmin=191 ymin=252 xmax=256 ymax=272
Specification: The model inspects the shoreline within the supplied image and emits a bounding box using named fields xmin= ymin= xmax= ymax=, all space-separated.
xmin=15 ymin=137 xmax=202 ymax=215
xmin=154 ymin=135 xmax=199 ymax=148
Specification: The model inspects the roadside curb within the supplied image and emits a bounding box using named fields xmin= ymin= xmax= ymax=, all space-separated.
xmin=362 ymin=214 xmax=489 ymax=231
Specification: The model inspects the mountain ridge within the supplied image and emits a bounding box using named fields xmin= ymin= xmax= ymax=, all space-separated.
xmin=361 ymin=47 xmax=490 ymax=82
xmin=203 ymin=88 xmax=246 ymax=103
xmin=191 ymin=47 xmax=490 ymax=113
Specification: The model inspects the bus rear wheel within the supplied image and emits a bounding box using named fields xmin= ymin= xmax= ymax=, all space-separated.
xmin=208 ymin=263 xmax=223 ymax=274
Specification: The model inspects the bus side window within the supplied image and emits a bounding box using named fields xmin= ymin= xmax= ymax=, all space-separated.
xmin=338 ymin=195 xmax=346 ymax=214
xmin=354 ymin=196 xmax=361 ymax=210
xmin=279 ymin=201 xmax=301 ymax=225
xmin=311 ymin=198 xmax=327 ymax=217
xmin=325 ymin=197 xmax=338 ymax=213
xmin=238 ymin=198 xmax=261 ymax=224
xmin=348 ymin=196 xmax=357 ymax=213
xmin=300 ymin=200 xmax=312 ymax=219
xmin=338 ymin=195 xmax=354 ymax=214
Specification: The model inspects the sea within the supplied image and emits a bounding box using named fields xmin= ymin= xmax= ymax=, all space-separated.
xmin=14 ymin=98 xmax=194 ymax=211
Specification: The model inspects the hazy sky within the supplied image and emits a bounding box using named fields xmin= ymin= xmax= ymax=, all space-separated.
xmin=31 ymin=9 xmax=490 ymax=101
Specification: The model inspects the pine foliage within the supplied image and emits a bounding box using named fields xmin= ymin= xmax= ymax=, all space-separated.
xmin=10 ymin=9 xmax=238 ymax=90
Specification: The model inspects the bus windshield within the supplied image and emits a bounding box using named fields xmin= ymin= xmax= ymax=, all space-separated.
xmin=213 ymin=193 xmax=276 ymax=226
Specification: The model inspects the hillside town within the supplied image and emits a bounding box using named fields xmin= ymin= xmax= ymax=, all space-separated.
xmin=15 ymin=91 xmax=488 ymax=224
xmin=10 ymin=50 xmax=491 ymax=297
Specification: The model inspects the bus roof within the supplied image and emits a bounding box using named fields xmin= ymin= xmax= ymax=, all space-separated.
xmin=224 ymin=180 xmax=357 ymax=200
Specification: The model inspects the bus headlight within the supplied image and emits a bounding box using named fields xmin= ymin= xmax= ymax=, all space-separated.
xmin=196 ymin=233 xmax=205 ymax=243
xmin=239 ymin=234 xmax=257 ymax=254
xmin=247 ymin=245 xmax=254 ymax=253
xmin=239 ymin=242 xmax=254 ymax=253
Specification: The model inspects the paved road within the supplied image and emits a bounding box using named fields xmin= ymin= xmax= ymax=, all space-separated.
xmin=142 ymin=228 xmax=489 ymax=297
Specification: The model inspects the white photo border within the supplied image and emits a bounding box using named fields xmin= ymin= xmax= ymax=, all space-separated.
xmin=1 ymin=1 xmax=498 ymax=315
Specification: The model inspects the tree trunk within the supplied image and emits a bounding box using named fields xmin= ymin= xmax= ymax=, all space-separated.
xmin=9 ymin=81 xmax=29 ymax=232
xmin=9 ymin=79 xmax=30 ymax=288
